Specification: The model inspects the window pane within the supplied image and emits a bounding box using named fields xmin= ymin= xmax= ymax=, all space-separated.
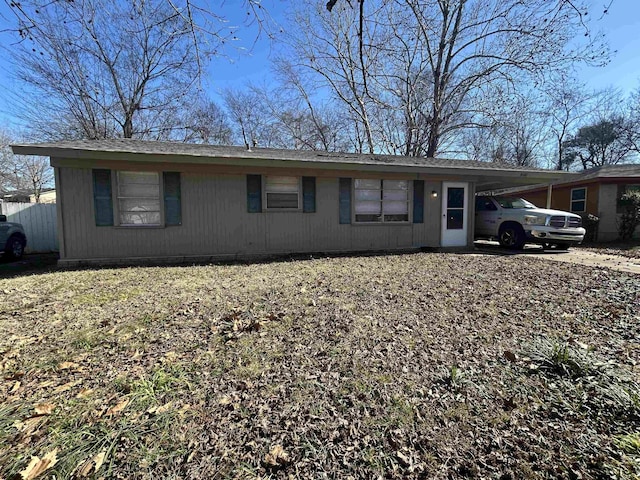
xmin=119 ymin=171 xmax=159 ymax=185
xmin=355 ymin=189 xmax=381 ymax=201
xmin=266 ymin=175 xmax=298 ymax=186
xmin=383 ymin=200 xmax=408 ymax=214
xmin=120 ymin=212 xmax=161 ymax=225
xmin=571 ymin=188 xmax=586 ymax=201
xmin=383 ymin=189 xmax=407 ymax=201
xmin=355 ymin=214 xmax=382 ymax=222
xmin=117 ymin=171 xmax=161 ymax=225
xmin=384 ymin=214 xmax=409 ymax=222
xmin=446 ymin=209 xmax=464 ymax=229
xmin=355 ymin=200 xmax=382 ymax=214
xmin=266 ymin=192 xmax=299 ymax=209
xmin=118 ymin=183 xmax=160 ymax=198
xmin=265 ymin=176 xmax=299 ymax=193
xmin=118 ymin=199 xmax=160 ymax=212
xmin=355 ymin=179 xmax=381 ymax=189
xmin=447 ymin=187 xmax=465 ymax=209
xmin=571 ymin=200 xmax=585 ymax=212
xmin=384 ymin=180 xmax=408 ymax=190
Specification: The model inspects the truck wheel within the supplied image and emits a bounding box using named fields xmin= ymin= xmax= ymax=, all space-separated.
xmin=498 ymin=223 xmax=525 ymax=250
xmin=4 ymin=234 xmax=25 ymax=260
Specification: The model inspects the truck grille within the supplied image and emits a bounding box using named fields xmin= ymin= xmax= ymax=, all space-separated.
xmin=567 ymin=217 xmax=582 ymax=228
xmin=549 ymin=216 xmax=566 ymax=228
xmin=548 ymin=216 xmax=582 ymax=228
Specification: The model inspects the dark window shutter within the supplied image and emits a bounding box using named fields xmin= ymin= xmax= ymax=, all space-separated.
xmin=92 ymin=169 xmax=113 ymax=226
xmin=163 ymin=172 xmax=182 ymax=226
xmin=247 ymin=174 xmax=262 ymax=213
xmin=339 ymin=177 xmax=351 ymax=224
xmin=413 ymin=180 xmax=424 ymax=224
xmin=302 ymin=176 xmax=316 ymax=213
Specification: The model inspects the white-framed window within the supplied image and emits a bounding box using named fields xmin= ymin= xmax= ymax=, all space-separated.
xmin=354 ymin=179 xmax=409 ymax=223
xmin=570 ymin=187 xmax=586 ymax=213
xmin=117 ymin=171 xmax=161 ymax=225
xmin=265 ymin=176 xmax=300 ymax=210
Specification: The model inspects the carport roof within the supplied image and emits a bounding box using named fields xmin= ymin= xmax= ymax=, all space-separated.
xmin=12 ymin=138 xmax=577 ymax=191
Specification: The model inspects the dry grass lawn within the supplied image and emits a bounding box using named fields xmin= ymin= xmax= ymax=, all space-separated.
xmin=1 ymin=253 xmax=639 ymax=479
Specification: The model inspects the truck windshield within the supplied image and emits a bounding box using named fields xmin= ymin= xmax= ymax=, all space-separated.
xmin=495 ymin=197 xmax=537 ymax=209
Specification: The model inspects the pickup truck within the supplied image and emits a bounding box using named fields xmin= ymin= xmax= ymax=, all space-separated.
xmin=474 ymin=196 xmax=586 ymax=250
xmin=0 ymin=214 xmax=27 ymax=260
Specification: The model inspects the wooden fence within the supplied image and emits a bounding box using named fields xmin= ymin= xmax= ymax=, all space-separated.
xmin=1 ymin=202 xmax=58 ymax=253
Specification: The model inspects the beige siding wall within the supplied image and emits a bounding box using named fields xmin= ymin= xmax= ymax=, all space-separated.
xmin=597 ymin=183 xmax=640 ymax=241
xmin=59 ymin=167 xmax=452 ymax=260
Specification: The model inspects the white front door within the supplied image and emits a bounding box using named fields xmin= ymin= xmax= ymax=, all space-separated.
xmin=441 ymin=182 xmax=468 ymax=247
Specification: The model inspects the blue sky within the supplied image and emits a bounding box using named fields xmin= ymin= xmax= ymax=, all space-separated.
xmin=577 ymin=0 xmax=640 ymax=92
xmin=0 ymin=0 xmax=638 ymax=129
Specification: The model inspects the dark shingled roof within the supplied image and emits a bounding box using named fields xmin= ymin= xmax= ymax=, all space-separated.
xmin=495 ymin=163 xmax=640 ymax=195
xmin=13 ymin=138 xmax=556 ymax=173
xmin=568 ymin=163 xmax=640 ymax=181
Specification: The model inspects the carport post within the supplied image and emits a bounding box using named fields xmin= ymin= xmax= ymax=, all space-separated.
xmin=546 ymin=184 xmax=553 ymax=209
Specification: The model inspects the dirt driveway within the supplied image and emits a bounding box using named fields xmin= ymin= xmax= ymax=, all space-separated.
xmin=474 ymin=241 xmax=640 ymax=275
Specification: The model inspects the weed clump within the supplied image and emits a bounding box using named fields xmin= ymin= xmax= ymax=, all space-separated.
xmin=528 ymin=338 xmax=594 ymax=378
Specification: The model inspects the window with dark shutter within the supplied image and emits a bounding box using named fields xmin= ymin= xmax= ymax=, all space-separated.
xmin=163 ymin=172 xmax=181 ymax=226
xmin=93 ymin=169 xmax=113 ymax=226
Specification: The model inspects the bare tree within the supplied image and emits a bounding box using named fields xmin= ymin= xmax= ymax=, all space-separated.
xmin=626 ymin=85 xmax=640 ymax=156
xmin=270 ymin=60 xmax=352 ymax=152
xmin=543 ymin=75 xmax=593 ymax=170
xmin=460 ymin=92 xmax=548 ymax=167
xmin=285 ymin=2 xmax=380 ymax=153
xmin=292 ymin=0 xmax=609 ymax=157
xmin=5 ymin=0 xmax=274 ymax=141
xmin=0 ymin=131 xmax=54 ymax=201
xmin=222 ymin=88 xmax=282 ymax=148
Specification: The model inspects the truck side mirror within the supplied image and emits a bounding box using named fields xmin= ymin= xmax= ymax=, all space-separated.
xmin=0 ymin=215 xmax=6 ymax=222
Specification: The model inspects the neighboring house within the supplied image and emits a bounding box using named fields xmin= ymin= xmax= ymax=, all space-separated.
xmin=30 ymin=188 xmax=57 ymax=204
xmin=498 ymin=164 xmax=640 ymax=241
xmin=12 ymin=139 xmax=571 ymax=265
xmin=0 ymin=190 xmax=32 ymax=203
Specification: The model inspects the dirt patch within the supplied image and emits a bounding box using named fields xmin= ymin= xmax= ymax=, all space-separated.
xmin=1 ymin=253 xmax=639 ymax=478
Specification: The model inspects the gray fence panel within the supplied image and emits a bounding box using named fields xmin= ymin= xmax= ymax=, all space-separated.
xmin=1 ymin=202 xmax=59 ymax=253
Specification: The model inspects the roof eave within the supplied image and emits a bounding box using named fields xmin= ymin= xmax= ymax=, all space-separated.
xmin=12 ymin=144 xmax=570 ymax=183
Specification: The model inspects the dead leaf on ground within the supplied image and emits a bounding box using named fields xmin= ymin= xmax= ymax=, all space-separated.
xmin=105 ymin=399 xmax=129 ymax=416
xmin=14 ymin=415 xmax=46 ymax=434
xmin=264 ymin=444 xmax=290 ymax=468
xmin=10 ymin=380 xmax=21 ymax=392
xmin=503 ymin=351 xmax=517 ymax=362
xmin=147 ymin=402 xmax=172 ymax=415
xmin=75 ymin=449 xmax=107 ymax=477
xmin=53 ymin=380 xmax=83 ymax=394
xmin=58 ymin=361 xmax=79 ymax=370
xmin=19 ymin=449 xmax=58 ymax=479
xmin=76 ymin=388 xmax=94 ymax=399
xmin=36 ymin=380 xmax=56 ymax=390
xmin=4 ymin=370 xmax=25 ymax=381
xmin=34 ymin=403 xmax=56 ymax=415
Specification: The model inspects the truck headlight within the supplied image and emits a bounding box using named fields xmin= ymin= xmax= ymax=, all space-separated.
xmin=524 ymin=215 xmax=546 ymax=225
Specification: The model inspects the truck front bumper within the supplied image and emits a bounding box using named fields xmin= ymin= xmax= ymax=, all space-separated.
xmin=526 ymin=227 xmax=586 ymax=244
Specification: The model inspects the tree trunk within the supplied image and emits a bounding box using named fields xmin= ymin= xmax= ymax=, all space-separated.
xmin=123 ymin=114 xmax=133 ymax=139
